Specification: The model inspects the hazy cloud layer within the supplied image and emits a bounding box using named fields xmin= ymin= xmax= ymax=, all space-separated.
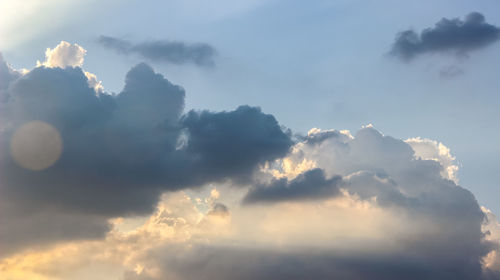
xmin=98 ymin=36 xmax=216 ymax=67
xmin=391 ymin=12 xmax=500 ymax=60
xmin=125 ymin=245 xmax=493 ymax=280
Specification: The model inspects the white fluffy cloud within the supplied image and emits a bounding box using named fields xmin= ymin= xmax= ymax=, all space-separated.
xmin=406 ymin=137 xmax=458 ymax=183
xmin=37 ymin=41 xmax=86 ymax=68
xmin=36 ymin=41 xmax=104 ymax=93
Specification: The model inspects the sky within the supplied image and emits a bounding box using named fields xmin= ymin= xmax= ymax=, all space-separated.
xmin=1 ymin=0 xmax=500 ymax=279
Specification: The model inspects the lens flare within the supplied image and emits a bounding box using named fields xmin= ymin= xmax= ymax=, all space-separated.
xmin=10 ymin=121 xmax=63 ymax=171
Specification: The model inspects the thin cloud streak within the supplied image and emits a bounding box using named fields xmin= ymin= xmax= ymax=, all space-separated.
xmin=98 ymin=35 xmax=217 ymax=67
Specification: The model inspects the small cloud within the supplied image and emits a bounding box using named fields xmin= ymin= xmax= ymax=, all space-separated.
xmin=390 ymin=12 xmax=500 ymax=61
xmin=98 ymin=35 xmax=217 ymax=67
xmin=37 ymin=41 xmax=86 ymax=68
xmin=36 ymin=41 xmax=104 ymax=93
xmin=439 ymin=65 xmax=465 ymax=80
xmin=207 ymin=203 xmax=230 ymax=217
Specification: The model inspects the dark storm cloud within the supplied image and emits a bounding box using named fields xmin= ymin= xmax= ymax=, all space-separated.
xmin=180 ymin=106 xmax=293 ymax=184
xmin=391 ymin=12 xmax=500 ymax=60
xmin=0 ymin=62 xmax=291 ymax=255
xmin=98 ymin=35 xmax=216 ymax=67
xmin=243 ymin=168 xmax=342 ymax=204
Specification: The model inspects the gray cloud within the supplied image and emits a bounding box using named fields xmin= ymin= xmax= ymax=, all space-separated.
xmin=243 ymin=168 xmax=342 ymax=204
xmin=98 ymin=36 xmax=216 ymax=67
xmin=391 ymin=12 xmax=500 ymax=60
xmin=0 ymin=61 xmax=291 ymax=255
xmin=180 ymin=106 xmax=293 ymax=185
xmin=207 ymin=203 xmax=230 ymax=217
xmin=124 ymin=244 xmax=495 ymax=280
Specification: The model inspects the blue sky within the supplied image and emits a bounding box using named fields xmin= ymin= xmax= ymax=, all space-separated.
xmin=1 ymin=1 xmax=500 ymax=279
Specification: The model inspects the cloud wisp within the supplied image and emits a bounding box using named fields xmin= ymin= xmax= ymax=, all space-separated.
xmin=390 ymin=12 xmax=500 ymax=61
xmin=98 ymin=35 xmax=217 ymax=67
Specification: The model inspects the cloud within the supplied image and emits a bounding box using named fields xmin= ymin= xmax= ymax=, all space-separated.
xmin=36 ymin=41 xmax=104 ymax=93
xmin=98 ymin=36 xmax=217 ymax=67
xmin=0 ymin=53 xmax=21 ymax=133
xmin=390 ymin=12 xmax=500 ymax=61
xmin=2 ymin=185 xmax=500 ymax=279
xmin=406 ymin=136 xmax=458 ymax=182
xmin=124 ymin=245 xmax=494 ymax=280
xmin=241 ymin=127 xmax=495 ymax=278
xmin=1 ymin=43 xmax=500 ymax=279
xmin=256 ymin=127 xmax=474 ymax=216
xmin=37 ymin=41 xmax=86 ymax=68
xmin=483 ymin=208 xmax=500 ymax=279
xmin=0 ymin=47 xmax=290 ymax=255
xmin=243 ymin=168 xmax=342 ymax=204
xmin=180 ymin=106 xmax=293 ymax=184
xmin=439 ymin=65 xmax=465 ymax=79
xmin=207 ymin=202 xmax=230 ymax=217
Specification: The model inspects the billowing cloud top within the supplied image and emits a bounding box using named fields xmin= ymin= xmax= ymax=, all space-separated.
xmin=36 ymin=41 xmax=86 ymax=68
xmin=1 ymin=42 xmax=500 ymax=280
xmin=390 ymin=12 xmax=500 ymax=60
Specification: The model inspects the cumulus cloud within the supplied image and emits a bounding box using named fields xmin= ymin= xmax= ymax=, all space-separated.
xmin=242 ymin=127 xmax=495 ymax=278
xmin=390 ymin=12 xmax=500 ymax=60
xmin=180 ymin=106 xmax=293 ymax=184
xmin=1 ymin=44 xmax=500 ymax=280
xmin=98 ymin=36 xmax=217 ymax=67
xmin=406 ymin=136 xmax=459 ymax=182
xmin=77 ymin=127 xmax=500 ymax=279
xmin=483 ymin=207 xmax=500 ymax=278
xmin=37 ymin=41 xmax=86 ymax=68
xmin=0 ymin=46 xmax=290 ymax=255
xmin=36 ymin=41 xmax=104 ymax=93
